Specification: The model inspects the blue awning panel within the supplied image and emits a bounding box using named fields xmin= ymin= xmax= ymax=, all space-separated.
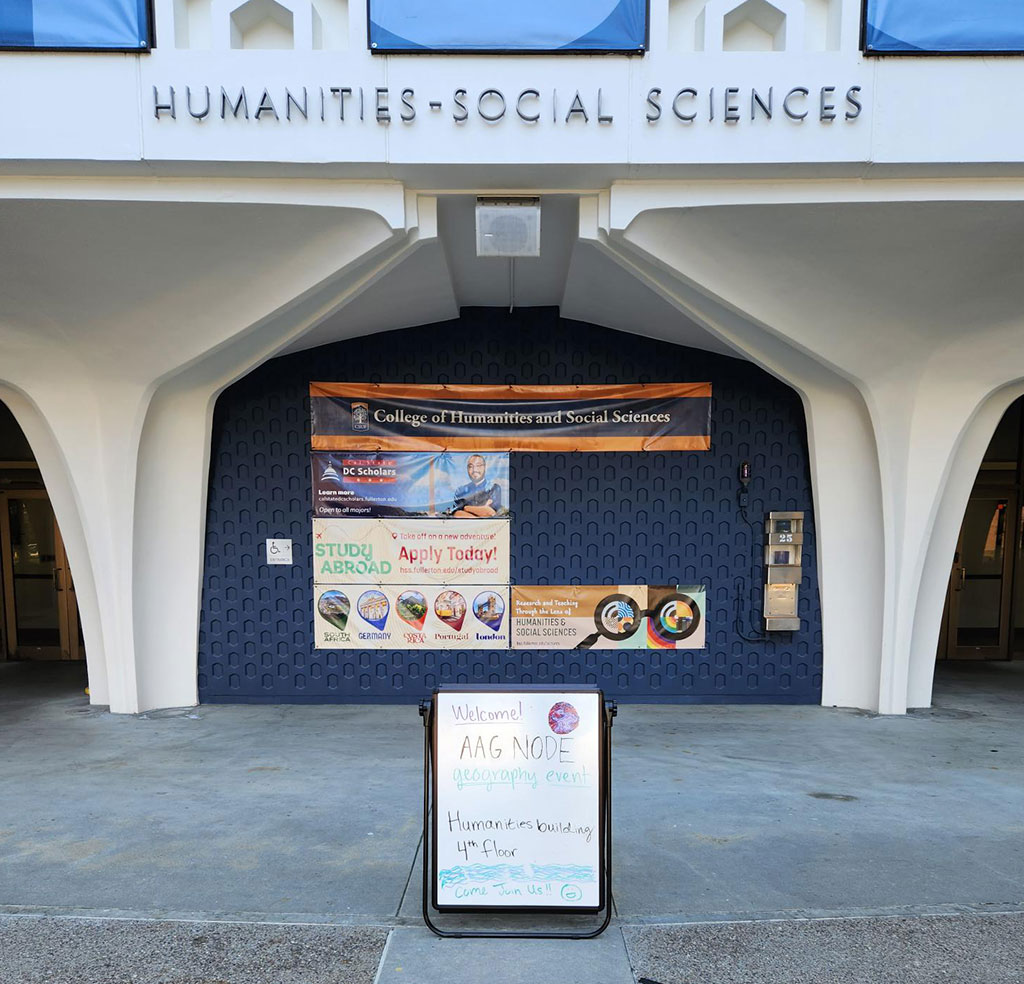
xmin=866 ymin=0 xmax=1024 ymax=52
xmin=0 ymin=0 xmax=149 ymax=49
xmin=369 ymin=0 xmax=647 ymax=52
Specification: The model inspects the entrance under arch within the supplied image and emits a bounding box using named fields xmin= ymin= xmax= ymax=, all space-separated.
xmin=198 ymin=308 xmax=823 ymax=704
xmin=0 ymin=402 xmax=84 ymax=664
xmin=939 ymin=396 xmax=1024 ymax=662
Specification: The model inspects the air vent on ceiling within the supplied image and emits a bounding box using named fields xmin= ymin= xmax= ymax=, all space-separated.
xmin=475 ymin=198 xmax=541 ymax=257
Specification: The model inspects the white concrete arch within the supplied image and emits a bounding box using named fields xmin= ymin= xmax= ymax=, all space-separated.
xmin=0 ymin=381 xmax=110 ymax=705
xmin=596 ymin=186 xmax=1024 ymax=713
xmin=131 ymin=196 xmax=439 ymax=711
xmin=577 ymin=196 xmax=885 ymax=712
xmin=7 ymin=182 xmax=1024 ymax=715
xmin=860 ymin=313 xmax=1024 ymax=710
xmin=907 ymin=378 xmax=1024 ymax=707
xmin=0 ymin=180 xmax=422 ymax=712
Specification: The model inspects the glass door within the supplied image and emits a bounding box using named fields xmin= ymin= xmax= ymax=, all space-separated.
xmin=944 ymin=491 xmax=1018 ymax=660
xmin=0 ymin=491 xmax=82 ymax=660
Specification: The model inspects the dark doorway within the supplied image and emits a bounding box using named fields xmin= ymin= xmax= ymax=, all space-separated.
xmin=0 ymin=403 xmax=84 ymax=663
xmin=940 ymin=397 xmax=1024 ymax=661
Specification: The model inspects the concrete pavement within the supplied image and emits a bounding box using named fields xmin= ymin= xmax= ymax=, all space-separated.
xmin=1 ymin=659 xmax=1023 ymax=982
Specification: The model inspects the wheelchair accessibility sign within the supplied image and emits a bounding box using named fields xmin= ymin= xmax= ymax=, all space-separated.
xmin=266 ymin=539 xmax=293 ymax=565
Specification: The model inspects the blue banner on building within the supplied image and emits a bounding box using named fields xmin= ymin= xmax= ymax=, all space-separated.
xmin=865 ymin=0 xmax=1024 ymax=52
xmin=0 ymin=0 xmax=149 ymax=49
xmin=313 ymin=451 xmax=510 ymax=518
xmin=368 ymin=0 xmax=647 ymax=52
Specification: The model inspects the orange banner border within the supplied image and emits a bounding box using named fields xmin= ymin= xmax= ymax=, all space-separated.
xmin=310 ymin=382 xmax=711 ymax=401
xmin=312 ymin=435 xmax=712 ymax=452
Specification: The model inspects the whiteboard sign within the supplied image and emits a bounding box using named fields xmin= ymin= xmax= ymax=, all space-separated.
xmin=432 ymin=688 xmax=604 ymax=911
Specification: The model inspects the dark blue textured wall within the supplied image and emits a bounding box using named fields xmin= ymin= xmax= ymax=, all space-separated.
xmin=198 ymin=309 xmax=822 ymax=703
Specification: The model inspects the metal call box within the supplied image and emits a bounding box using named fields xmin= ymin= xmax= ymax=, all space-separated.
xmin=764 ymin=511 xmax=803 ymax=631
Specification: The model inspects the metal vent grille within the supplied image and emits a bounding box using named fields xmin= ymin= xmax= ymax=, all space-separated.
xmin=476 ymin=198 xmax=541 ymax=257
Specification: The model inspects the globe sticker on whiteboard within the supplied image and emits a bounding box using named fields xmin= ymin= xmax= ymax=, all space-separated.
xmin=317 ymin=590 xmax=350 ymax=631
xmin=397 ymin=590 xmax=428 ymax=630
xmin=548 ymin=701 xmax=580 ymax=735
xmin=435 ymin=590 xmax=467 ymax=631
xmin=357 ymin=589 xmax=390 ymax=630
xmin=473 ymin=591 xmax=505 ymax=631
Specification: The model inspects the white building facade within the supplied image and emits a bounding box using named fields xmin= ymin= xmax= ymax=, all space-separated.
xmin=2 ymin=0 xmax=1023 ymax=715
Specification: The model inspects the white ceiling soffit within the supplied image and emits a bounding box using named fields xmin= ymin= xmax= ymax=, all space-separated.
xmin=559 ymin=239 xmax=737 ymax=358
xmin=636 ymin=200 xmax=1024 ymax=343
xmin=285 ymin=193 xmax=742 ymax=360
xmin=284 ymin=238 xmax=459 ymax=354
xmin=0 ymin=199 xmax=388 ymax=345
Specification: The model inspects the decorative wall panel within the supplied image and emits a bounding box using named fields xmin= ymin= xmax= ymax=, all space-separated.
xmin=199 ymin=309 xmax=822 ymax=702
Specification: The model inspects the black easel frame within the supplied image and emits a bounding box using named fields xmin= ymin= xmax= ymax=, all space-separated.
xmin=419 ymin=685 xmax=616 ymax=939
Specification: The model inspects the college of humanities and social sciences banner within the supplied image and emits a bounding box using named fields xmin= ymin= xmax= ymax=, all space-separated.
xmin=510 ymin=585 xmax=706 ymax=650
xmin=313 ymin=518 xmax=510 ymax=584
xmin=310 ymin=383 xmax=711 ymax=452
xmin=0 ymin=0 xmax=148 ymax=48
xmin=312 ymin=451 xmax=510 ymax=519
xmin=368 ymin=0 xmax=646 ymax=53
xmin=865 ymin=0 xmax=1024 ymax=51
xmin=314 ymin=584 xmax=509 ymax=649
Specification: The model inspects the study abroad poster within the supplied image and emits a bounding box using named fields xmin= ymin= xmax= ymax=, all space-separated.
xmin=312 ymin=451 xmax=509 ymax=518
xmin=646 ymin=586 xmax=706 ymax=649
xmin=510 ymin=585 xmax=648 ymax=650
xmin=313 ymin=517 xmax=510 ymax=584
xmin=314 ymin=584 xmax=509 ymax=649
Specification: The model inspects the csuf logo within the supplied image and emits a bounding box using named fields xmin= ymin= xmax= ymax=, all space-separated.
xmin=351 ymin=402 xmax=370 ymax=431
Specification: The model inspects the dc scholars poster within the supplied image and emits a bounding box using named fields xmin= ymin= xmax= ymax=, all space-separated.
xmin=312 ymin=451 xmax=510 ymax=518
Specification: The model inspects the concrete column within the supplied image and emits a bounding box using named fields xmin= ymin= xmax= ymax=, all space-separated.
xmin=0 ymin=182 xmax=426 ymax=712
xmin=598 ymin=188 xmax=1024 ymax=713
xmin=131 ymin=196 xmax=439 ymax=711
xmin=0 ymin=375 xmax=151 ymax=711
xmin=581 ymin=218 xmax=887 ymax=710
xmin=574 ymin=237 xmax=891 ymax=712
xmin=0 ymin=381 xmax=112 ymax=705
xmin=902 ymin=384 xmax=1024 ymax=706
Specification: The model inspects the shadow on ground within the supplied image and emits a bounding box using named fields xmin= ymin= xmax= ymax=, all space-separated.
xmin=1 ymin=659 xmax=1023 ymax=983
